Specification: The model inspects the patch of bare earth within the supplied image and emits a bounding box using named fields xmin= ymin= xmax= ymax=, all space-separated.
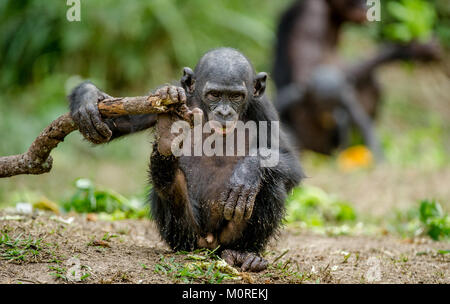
xmin=0 ymin=212 xmax=448 ymax=284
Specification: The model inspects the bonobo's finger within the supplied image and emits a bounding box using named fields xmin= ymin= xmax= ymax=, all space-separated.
xmin=250 ymin=257 xmax=268 ymax=272
xmin=219 ymin=188 xmax=231 ymax=205
xmin=244 ymin=188 xmax=258 ymax=220
xmin=177 ymin=87 xmax=187 ymax=103
xmin=223 ymin=186 xmax=242 ymax=220
xmin=168 ymin=86 xmax=179 ymax=103
xmin=86 ymin=104 xmax=112 ymax=141
xmin=79 ymin=109 xmax=104 ymax=143
xmin=233 ymin=192 xmax=247 ymax=222
xmin=249 ymin=256 xmax=261 ymax=271
xmin=240 ymin=254 xmax=256 ymax=272
xmin=73 ymin=112 xmax=89 ymax=140
xmin=156 ymin=86 xmax=169 ymax=100
xmin=221 ymin=249 xmax=238 ymax=267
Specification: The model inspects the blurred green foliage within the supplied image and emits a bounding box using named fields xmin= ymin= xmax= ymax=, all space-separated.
xmin=285 ymin=185 xmax=357 ymax=226
xmin=387 ymin=200 xmax=450 ymax=240
xmin=62 ymin=178 xmax=148 ymax=220
xmin=0 ymin=0 xmax=290 ymax=157
xmin=383 ymin=0 xmax=436 ymax=42
xmin=0 ymin=0 xmax=286 ymax=94
xmin=419 ymin=200 xmax=450 ymax=240
xmin=374 ymin=0 xmax=450 ymax=46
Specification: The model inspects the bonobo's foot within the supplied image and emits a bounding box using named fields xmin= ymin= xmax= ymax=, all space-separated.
xmin=221 ymin=249 xmax=268 ymax=272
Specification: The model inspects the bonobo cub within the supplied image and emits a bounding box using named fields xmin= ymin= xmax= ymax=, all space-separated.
xmin=69 ymin=48 xmax=303 ymax=272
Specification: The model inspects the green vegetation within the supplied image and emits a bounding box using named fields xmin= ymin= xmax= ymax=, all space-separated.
xmin=154 ymin=248 xmax=240 ymax=283
xmin=373 ymin=0 xmax=449 ymax=46
xmin=383 ymin=0 xmax=436 ymax=42
xmin=387 ymin=200 xmax=450 ymax=240
xmin=0 ymin=231 xmax=50 ymax=262
xmin=62 ymin=178 xmax=148 ymax=220
xmin=419 ymin=200 xmax=450 ymax=240
xmin=48 ymin=265 xmax=68 ymax=281
xmin=285 ymin=185 xmax=356 ymax=226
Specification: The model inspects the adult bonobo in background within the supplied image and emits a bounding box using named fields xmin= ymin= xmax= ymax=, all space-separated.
xmin=273 ymin=0 xmax=440 ymax=156
xmin=69 ymin=48 xmax=303 ymax=272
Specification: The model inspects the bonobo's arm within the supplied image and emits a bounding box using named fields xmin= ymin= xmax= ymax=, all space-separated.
xmin=347 ymin=40 xmax=441 ymax=83
xmin=275 ymin=83 xmax=305 ymax=115
xmin=149 ymin=86 xmax=192 ymax=200
xmin=68 ymin=81 xmax=157 ymax=143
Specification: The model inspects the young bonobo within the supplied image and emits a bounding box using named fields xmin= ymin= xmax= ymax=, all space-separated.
xmin=69 ymin=48 xmax=303 ymax=272
xmin=273 ymin=0 xmax=440 ymax=156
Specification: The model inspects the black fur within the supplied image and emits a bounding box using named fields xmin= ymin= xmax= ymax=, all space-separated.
xmin=150 ymin=48 xmax=304 ymax=253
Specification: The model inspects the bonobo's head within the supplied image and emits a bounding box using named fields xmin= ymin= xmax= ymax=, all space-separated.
xmin=180 ymin=48 xmax=267 ymax=134
xmin=327 ymin=0 xmax=368 ymax=24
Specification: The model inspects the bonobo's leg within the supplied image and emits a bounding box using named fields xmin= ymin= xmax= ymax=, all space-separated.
xmin=221 ymin=249 xmax=268 ymax=272
xmin=340 ymin=86 xmax=383 ymax=159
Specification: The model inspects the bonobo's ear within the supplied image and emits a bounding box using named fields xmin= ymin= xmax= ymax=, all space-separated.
xmin=253 ymin=72 xmax=267 ymax=98
xmin=181 ymin=67 xmax=195 ymax=94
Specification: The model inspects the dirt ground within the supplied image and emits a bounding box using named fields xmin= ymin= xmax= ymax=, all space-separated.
xmin=0 ymin=211 xmax=448 ymax=284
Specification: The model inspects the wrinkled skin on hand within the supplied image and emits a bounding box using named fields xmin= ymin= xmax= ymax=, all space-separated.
xmin=69 ymin=82 xmax=113 ymax=144
xmin=221 ymin=249 xmax=268 ymax=272
xmin=219 ymin=157 xmax=261 ymax=223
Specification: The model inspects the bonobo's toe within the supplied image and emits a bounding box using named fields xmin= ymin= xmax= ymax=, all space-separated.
xmin=221 ymin=249 xmax=268 ymax=272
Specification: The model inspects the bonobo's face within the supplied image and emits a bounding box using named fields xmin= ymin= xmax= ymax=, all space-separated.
xmin=181 ymin=48 xmax=267 ymax=135
xmin=328 ymin=0 xmax=368 ymax=24
xmin=202 ymin=80 xmax=247 ymax=134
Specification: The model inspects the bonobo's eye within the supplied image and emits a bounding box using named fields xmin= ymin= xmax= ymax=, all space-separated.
xmin=206 ymin=91 xmax=221 ymax=102
xmin=229 ymin=93 xmax=244 ymax=102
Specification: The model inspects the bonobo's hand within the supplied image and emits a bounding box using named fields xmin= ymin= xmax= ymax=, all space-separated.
xmin=69 ymin=81 xmax=113 ymax=144
xmin=155 ymin=85 xmax=197 ymax=156
xmin=220 ymin=157 xmax=261 ymax=222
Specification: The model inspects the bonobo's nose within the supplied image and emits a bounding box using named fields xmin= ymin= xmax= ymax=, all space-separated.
xmin=217 ymin=107 xmax=232 ymax=119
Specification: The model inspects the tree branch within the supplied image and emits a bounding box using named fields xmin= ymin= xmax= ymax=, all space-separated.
xmin=0 ymin=94 xmax=188 ymax=178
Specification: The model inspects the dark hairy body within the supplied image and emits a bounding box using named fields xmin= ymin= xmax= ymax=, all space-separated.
xmin=273 ymin=0 xmax=440 ymax=156
xmin=69 ymin=48 xmax=303 ymax=272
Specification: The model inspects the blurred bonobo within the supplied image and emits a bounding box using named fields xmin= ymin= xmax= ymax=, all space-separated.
xmin=273 ymin=0 xmax=440 ymax=156
xmin=69 ymin=48 xmax=303 ymax=272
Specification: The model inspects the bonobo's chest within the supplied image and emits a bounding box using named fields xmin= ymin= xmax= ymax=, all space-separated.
xmin=178 ymin=155 xmax=242 ymax=203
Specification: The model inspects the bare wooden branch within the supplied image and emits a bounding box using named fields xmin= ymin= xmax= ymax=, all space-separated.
xmin=0 ymin=94 xmax=188 ymax=178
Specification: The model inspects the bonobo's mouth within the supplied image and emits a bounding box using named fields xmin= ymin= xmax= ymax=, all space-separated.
xmin=208 ymin=120 xmax=238 ymax=135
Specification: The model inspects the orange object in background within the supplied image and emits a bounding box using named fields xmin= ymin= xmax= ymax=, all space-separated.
xmin=337 ymin=145 xmax=374 ymax=172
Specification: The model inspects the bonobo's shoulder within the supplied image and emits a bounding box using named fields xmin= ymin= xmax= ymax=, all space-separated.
xmin=246 ymin=95 xmax=279 ymax=122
